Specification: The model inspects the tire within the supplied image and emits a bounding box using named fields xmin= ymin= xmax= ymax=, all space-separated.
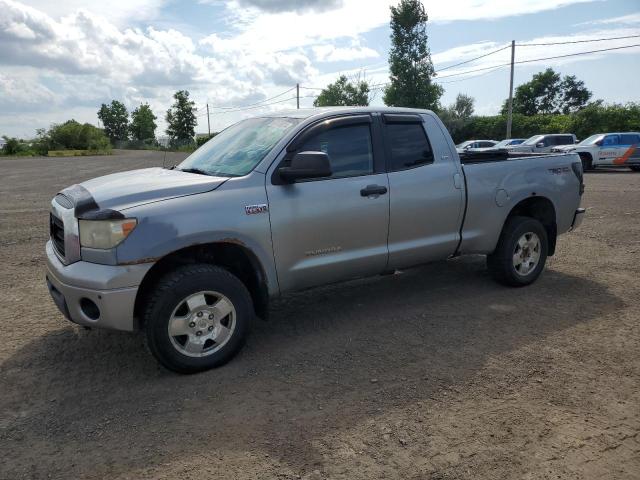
xmin=143 ymin=264 xmax=253 ymax=373
xmin=579 ymin=153 xmax=593 ymax=171
xmin=630 ymin=166 xmax=640 ymax=172
xmin=487 ymin=216 xmax=548 ymax=287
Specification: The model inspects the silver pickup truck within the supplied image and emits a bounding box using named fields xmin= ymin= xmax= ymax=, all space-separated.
xmin=45 ymin=107 xmax=585 ymax=373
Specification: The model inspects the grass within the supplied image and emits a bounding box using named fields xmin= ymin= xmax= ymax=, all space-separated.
xmin=47 ymin=149 xmax=112 ymax=157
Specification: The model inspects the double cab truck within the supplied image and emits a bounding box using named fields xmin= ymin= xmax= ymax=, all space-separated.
xmin=552 ymin=132 xmax=640 ymax=171
xmin=46 ymin=107 xmax=585 ymax=373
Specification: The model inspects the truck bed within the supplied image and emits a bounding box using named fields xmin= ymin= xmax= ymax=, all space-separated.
xmin=458 ymin=149 xmax=552 ymax=164
xmin=457 ymin=150 xmax=583 ymax=255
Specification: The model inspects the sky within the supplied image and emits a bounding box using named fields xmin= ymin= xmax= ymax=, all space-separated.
xmin=0 ymin=0 xmax=639 ymax=138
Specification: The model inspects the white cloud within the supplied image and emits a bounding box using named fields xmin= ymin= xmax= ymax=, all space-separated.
xmin=577 ymin=12 xmax=640 ymax=26
xmin=312 ymin=44 xmax=379 ymax=62
xmin=21 ymin=0 xmax=167 ymax=25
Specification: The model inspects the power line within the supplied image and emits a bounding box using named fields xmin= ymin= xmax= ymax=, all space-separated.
xmin=209 ymin=87 xmax=296 ymax=110
xmin=209 ymin=96 xmax=297 ymax=114
xmin=437 ymin=64 xmax=508 ymax=84
xmin=433 ymin=42 xmax=640 ymax=79
xmin=434 ymin=44 xmax=511 ymax=73
xmin=518 ymin=33 xmax=640 ymax=47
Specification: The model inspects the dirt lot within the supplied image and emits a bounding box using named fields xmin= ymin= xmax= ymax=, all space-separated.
xmin=0 ymin=150 xmax=638 ymax=479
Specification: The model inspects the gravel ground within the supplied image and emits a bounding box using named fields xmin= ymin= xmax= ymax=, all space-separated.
xmin=0 ymin=150 xmax=638 ymax=480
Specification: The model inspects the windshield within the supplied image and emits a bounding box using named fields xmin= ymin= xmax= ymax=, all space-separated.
xmin=177 ymin=117 xmax=301 ymax=177
xmin=523 ymin=135 xmax=544 ymax=146
xmin=578 ymin=134 xmax=604 ymax=145
xmin=456 ymin=141 xmax=474 ymax=149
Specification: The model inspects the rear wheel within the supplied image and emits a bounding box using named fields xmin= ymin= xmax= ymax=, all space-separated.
xmin=487 ymin=216 xmax=548 ymax=287
xmin=143 ymin=264 xmax=253 ymax=373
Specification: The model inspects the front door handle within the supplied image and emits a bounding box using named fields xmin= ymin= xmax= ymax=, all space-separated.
xmin=360 ymin=184 xmax=388 ymax=197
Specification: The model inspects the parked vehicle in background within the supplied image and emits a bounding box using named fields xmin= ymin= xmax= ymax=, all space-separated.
xmin=45 ymin=107 xmax=585 ymax=373
xmin=456 ymin=139 xmax=498 ymax=153
xmin=552 ymin=132 xmax=640 ymax=172
xmin=468 ymin=138 xmax=526 ymax=152
xmin=508 ymin=134 xmax=577 ymax=153
xmin=497 ymin=138 xmax=526 ymax=147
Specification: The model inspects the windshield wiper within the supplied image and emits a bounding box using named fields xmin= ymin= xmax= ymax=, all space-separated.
xmin=178 ymin=167 xmax=212 ymax=176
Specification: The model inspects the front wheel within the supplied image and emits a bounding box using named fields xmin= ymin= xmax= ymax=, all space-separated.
xmin=579 ymin=153 xmax=593 ymax=171
xmin=487 ymin=216 xmax=548 ymax=287
xmin=143 ymin=264 xmax=253 ymax=373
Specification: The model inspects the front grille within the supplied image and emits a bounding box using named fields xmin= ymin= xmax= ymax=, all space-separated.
xmin=50 ymin=213 xmax=65 ymax=257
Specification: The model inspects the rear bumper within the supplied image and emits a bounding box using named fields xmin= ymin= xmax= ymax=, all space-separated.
xmin=45 ymin=241 xmax=152 ymax=332
xmin=570 ymin=208 xmax=586 ymax=231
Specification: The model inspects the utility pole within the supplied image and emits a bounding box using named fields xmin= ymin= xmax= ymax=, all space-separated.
xmin=206 ymin=103 xmax=211 ymax=136
xmin=506 ymin=40 xmax=515 ymax=139
xmin=296 ymin=83 xmax=300 ymax=109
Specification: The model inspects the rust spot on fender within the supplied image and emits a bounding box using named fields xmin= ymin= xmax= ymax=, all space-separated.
xmin=118 ymin=256 xmax=161 ymax=266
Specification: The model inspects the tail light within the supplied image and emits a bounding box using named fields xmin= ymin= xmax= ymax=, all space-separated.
xmin=571 ymin=161 xmax=584 ymax=195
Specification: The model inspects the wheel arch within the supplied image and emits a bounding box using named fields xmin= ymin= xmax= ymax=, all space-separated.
xmin=578 ymin=151 xmax=594 ymax=170
xmin=134 ymin=241 xmax=270 ymax=326
xmin=503 ymin=196 xmax=557 ymax=256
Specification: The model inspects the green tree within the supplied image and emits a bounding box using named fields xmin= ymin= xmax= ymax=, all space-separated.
xmin=439 ymin=94 xmax=475 ymax=142
xmin=47 ymin=120 xmax=111 ymax=151
xmin=97 ymin=100 xmax=129 ymax=143
xmin=2 ymin=136 xmax=21 ymax=155
xmin=166 ymin=90 xmax=197 ymax=146
xmin=502 ymin=68 xmax=592 ymax=115
xmin=129 ymin=103 xmax=157 ymax=141
xmin=314 ymin=75 xmax=370 ymax=107
xmin=383 ymin=0 xmax=443 ymax=110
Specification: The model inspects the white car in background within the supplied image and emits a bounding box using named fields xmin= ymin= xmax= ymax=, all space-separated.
xmin=508 ymin=134 xmax=577 ymax=154
xmin=456 ymin=139 xmax=498 ymax=153
xmin=467 ymin=138 xmax=526 ymax=151
xmin=552 ymin=132 xmax=640 ymax=172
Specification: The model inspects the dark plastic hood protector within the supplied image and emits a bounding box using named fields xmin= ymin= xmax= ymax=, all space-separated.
xmin=62 ymin=167 xmax=228 ymax=214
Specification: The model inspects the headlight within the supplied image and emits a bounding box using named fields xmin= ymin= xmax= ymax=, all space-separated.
xmin=79 ymin=218 xmax=137 ymax=249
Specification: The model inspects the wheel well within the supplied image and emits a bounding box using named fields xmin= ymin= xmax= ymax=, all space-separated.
xmin=506 ymin=196 xmax=557 ymax=256
xmin=133 ymin=242 xmax=269 ymax=326
xmin=578 ymin=151 xmax=593 ymax=162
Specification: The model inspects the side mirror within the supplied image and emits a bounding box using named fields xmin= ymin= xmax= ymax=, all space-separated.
xmin=278 ymin=151 xmax=332 ymax=183
xmin=595 ymin=140 xmax=603 ymax=146
xmin=536 ymin=142 xmax=545 ymax=148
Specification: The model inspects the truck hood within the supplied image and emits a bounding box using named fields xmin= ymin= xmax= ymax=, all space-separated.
xmin=61 ymin=167 xmax=229 ymax=214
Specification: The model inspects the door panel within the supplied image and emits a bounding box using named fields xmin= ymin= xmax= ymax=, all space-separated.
xmin=267 ymin=174 xmax=389 ymax=291
xmin=385 ymin=114 xmax=464 ymax=269
xmin=266 ymin=117 xmax=390 ymax=292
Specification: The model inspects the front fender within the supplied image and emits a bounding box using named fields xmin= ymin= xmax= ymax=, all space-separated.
xmin=115 ymin=176 xmax=279 ymax=295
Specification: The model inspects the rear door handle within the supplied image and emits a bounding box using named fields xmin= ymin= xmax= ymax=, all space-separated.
xmin=360 ymin=184 xmax=388 ymax=197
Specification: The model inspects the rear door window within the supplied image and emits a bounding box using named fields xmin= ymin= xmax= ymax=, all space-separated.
xmin=385 ymin=123 xmax=434 ymax=171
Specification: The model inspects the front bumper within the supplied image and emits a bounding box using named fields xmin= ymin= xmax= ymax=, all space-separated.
xmin=570 ymin=208 xmax=586 ymax=231
xmin=45 ymin=241 xmax=153 ymax=332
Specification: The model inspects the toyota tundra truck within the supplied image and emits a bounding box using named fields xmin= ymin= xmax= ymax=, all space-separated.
xmin=45 ymin=107 xmax=585 ymax=373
